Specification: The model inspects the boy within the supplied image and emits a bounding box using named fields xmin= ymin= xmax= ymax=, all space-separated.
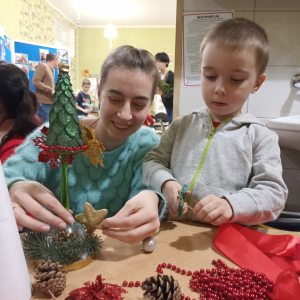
xmin=143 ymin=18 xmax=287 ymax=226
xmin=76 ymin=79 xmax=92 ymax=116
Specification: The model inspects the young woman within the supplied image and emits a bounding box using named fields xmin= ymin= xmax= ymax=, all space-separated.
xmin=0 ymin=61 xmax=38 ymax=164
xmin=4 ymin=46 xmax=166 ymax=244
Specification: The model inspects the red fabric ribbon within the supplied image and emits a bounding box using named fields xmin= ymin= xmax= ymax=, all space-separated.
xmin=213 ymin=223 xmax=300 ymax=300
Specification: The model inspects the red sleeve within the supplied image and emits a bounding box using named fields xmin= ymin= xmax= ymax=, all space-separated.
xmin=0 ymin=136 xmax=25 ymax=164
xmin=147 ymin=115 xmax=155 ymax=124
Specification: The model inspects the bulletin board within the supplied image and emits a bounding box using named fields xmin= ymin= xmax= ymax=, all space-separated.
xmin=0 ymin=34 xmax=12 ymax=63
xmin=14 ymin=40 xmax=69 ymax=92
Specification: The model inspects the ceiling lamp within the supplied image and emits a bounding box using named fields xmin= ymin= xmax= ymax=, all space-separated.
xmin=104 ymin=23 xmax=117 ymax=50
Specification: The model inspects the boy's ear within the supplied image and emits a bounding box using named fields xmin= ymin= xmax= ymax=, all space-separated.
xmin=251 ymin=73 xmax=266 ymax=94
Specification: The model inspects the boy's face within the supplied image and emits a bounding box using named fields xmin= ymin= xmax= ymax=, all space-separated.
xmin=200 ymin=42 xmax=266 ymax=122
xmin=82 ymin=84 xmax=90 ymax=93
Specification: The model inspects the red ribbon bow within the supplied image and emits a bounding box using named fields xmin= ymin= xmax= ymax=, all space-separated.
xmin=213 ymin=223 xmax=300 ymax=300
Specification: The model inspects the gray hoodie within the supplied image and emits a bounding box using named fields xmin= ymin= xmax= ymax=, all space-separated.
xmin=143 ymin=107 xmax=288 ymax=225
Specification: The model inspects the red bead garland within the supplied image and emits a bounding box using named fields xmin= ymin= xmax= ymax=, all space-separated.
xmin=124 ymin=259 xmax=274 ymax=300
xmin=40 ymin=144 xmax=89 ymax=152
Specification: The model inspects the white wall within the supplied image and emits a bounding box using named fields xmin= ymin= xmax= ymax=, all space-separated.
xmin=180 ymin=0 xmax=300 ymax=123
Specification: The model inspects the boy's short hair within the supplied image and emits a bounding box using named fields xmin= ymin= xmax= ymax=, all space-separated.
xmin=46 ymin=53 xmax=57 ymax=62
xmin=200 ymin=18 xmax=269 ymax=75
xmin=155 ymin=52 xmax=170 ymax=67
xmin=82 ymin=79 xmax=91 ymax=86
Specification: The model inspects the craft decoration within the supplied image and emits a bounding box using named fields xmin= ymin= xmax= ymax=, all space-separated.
xmin=153 ymin=260 xmax=274 ymax=300
xmin=82 ymin=69 xmax=91 ymax=78
xmin=177 ymin=184 xmax=191 ymax=217
xmin=33 ymin=61 xmax=105 ymax=210
xmin=213 ymin=223 xmax=300 ymax=299
xmin=75 ymin=202 xmax=108 ymax=234
xmin=28 ymin=62 xmax=106 ymax=271
xmin=141 ymin=236 xmax=156 ymax=253
xmin=44 ymin=258 xmax=278 ymax=300
xmin=34 ymin=260 xmax=67 ymax=297
xmin=23 ymin=225 xmax=102 ymax=267
xmin=64 ymin=275 xmax=128 ymax=300
xmin=141 ymin=274 xmax=181 ymax=300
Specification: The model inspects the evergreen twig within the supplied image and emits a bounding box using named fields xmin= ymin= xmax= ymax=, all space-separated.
xmin=23 ymin=230 xmax=102 ymax=265
xmin=158 ymin=80 xmax=173 ymax=94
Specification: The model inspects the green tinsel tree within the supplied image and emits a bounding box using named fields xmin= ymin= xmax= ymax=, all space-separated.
xmin=45 ymin=62 xmax=83 ymax=210
xmin=46 ymin=65 xmax=83 ymax=149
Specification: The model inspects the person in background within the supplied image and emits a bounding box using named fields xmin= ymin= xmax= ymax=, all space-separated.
xmin=144 ymin=18 xmax=287 ymax=226
xmin=33 ymin=53 xmax=59 ymax=123
xmin=155 ymin=52 xmax=174 ymax=124
xmin=0 ymin=61 xmax=38 ymax=164
xmin=76 ymin=79 xmax=92 ymax=116
xmin=4 ymin=46 xmax=166 ymax=245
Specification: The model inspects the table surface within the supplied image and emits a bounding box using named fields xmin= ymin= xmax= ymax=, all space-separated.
xmin=28 ymin=221 xmax=300 ymax=299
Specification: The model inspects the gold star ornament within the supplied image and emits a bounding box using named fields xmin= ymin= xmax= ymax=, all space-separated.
xmin=74 ymin=202 xmax=108 ymax=234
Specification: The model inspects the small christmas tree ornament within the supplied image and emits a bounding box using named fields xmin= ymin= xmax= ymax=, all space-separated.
xmin=141 ymin=236 xmax=156 ymax=253
xmin=75 ymin=202 xmax=108 ymax=234
xmin=34 ymin=260 xmax=67 ymax=297
xmin=141 ymin=274 xmax=181 ymax=300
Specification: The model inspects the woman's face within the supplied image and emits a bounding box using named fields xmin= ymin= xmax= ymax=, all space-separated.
xmin=97 ymin=68 xmax=153 ymax=151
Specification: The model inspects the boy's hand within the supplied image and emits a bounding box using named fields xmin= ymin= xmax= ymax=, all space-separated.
xmin=84 ymin=109 xmax=89 ymax=114
xmin=193 ymin=195 xmax=233 ymax=226
xmin=161 ymin=180 xmax=191 ymax=217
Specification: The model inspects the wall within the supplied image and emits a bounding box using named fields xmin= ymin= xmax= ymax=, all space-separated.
xmin=78 ymin=27 xmax=176 ymax=105
xmin=180 ymin=0 xmax=300 ymax=123
xmin=0 ymin=0 xmax=78 ymax=89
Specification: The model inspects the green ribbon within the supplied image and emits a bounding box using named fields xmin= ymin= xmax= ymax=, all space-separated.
xmin=178 ymin=184 xmax=188 ymax=218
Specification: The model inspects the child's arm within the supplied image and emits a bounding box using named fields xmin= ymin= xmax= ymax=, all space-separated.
xmin=76 ymin=92 xmax=89 ymax=114
xmin=75 ymin=104 xmax=89 ymax=114
xmin=143 ymin=118 xmax=188 ymax=216
xmin=214 ymin=132 xmax=287 ymax=225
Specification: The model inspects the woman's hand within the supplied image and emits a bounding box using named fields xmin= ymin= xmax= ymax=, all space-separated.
xmin=161 ymin=180 xmax=190 ymax=217
xmin=9 ymin=181 xmax=74 ymax=232
xmin=101 ymin=190 xmax=160 ymax=244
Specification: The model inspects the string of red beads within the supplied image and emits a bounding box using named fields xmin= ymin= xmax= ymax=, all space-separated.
xmin=122 ymin=280 xmax=143 ymax=287
xmin=40 ymin=144 xmax=89 ymax=152
xmin=156 ymin=259 xmax=274 ymax=300
xmin=122 ymin=259 xmax=274 ymax=300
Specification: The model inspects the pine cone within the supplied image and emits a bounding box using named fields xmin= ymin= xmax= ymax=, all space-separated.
xmin=141 ymin=274 xmax=181 ymax=300
xmin=34 ymin=260 xmax=67 ymax=297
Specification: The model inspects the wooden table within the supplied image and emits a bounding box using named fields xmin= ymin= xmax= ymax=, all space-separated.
xmin=28 ymin=221 xmax=300 ymax=299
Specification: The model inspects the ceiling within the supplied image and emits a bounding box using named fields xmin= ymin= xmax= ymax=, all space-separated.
xmin=46 ymin=0 xmax=177 ymax=27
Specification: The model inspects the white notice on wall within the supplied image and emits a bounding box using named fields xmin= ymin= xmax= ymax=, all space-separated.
xmin=183 ymin=12 xmax=233 ymax=87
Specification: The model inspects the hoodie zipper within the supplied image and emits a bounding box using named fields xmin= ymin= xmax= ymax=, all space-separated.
xmin=187 ymin=116 xmax=229 ymax=206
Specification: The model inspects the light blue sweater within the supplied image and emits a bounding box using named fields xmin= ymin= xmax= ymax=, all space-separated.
xmin=4 ymin=125 xmax=166 ymax=219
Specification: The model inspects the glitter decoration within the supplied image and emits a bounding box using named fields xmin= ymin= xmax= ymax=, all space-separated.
xmin=75 ymin=202 xmax=108 ymax=234
xmin=65 ymin=90 xmax=72 ymax=98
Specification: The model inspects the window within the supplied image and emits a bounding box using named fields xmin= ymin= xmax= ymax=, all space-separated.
xmin=54 ymin=17 xmax=75 ymax=58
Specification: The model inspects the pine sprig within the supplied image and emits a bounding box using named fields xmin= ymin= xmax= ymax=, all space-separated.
xmin=23 ymin=230 xmax=102 ymax=266
xmin=158 ymin=80 xmax=173 ymax=94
